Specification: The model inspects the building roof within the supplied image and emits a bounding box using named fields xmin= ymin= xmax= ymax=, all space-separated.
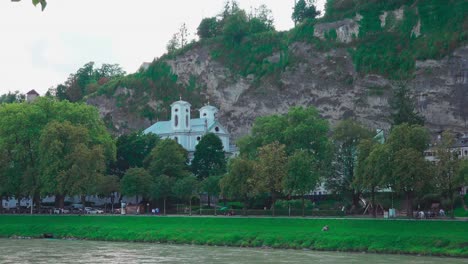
xmin=26 ymin=89 xmax=39 ymax=95
xmin=144 ymin=118 xmax=223 ymax=135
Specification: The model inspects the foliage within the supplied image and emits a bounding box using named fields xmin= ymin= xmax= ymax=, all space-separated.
xmin=120 ymin=167 xmax=152 ymax=199
xmin=109 ymin=131 xmax=159 ymax=178
xmin=172 ymin=176 xmax=199 ymax=211
xmin=150 ymin=175 xmax=174 ymax=215
xmin=145 ymin=139 xmax=190 ymax=179
xmin=292 ymin=0 xmax=321 ymax=25
xmin=0 ymin=91 xmax=25 ymax=104
xmin=390 ymin=85 xmax=425 ymax=126
xmin=355 ymin=141 xmax=391 ymax=217
xmin=54 ymin=62 xmax=125 ymax=102
xmin=31 ymin=0 xmax=47 ymax=11
xmin=167 ymin=23 xmax=190 ymax=54
xmin=197 ymin=17 xmax=219 ymax=39
xmin=433 ymin=131 xmax=466 ymax=218
xmin=285 ymin=150 xmax=320 ymax=216
xmin=348 ymin=0 xmax=467 ymax=79
xmin=191 ymin=133 xmax=226 ymax=180
xmin=0 ymin=98 xmax=115 ymax=204
xmin=253 ymin=142 xmax=288 ymax=216
xmin=239 ymin=106 xmax=330 ymax=158
xmin=220 ymin=157 xmax=256 ymax=211
xmin=1 ymin=216 xmax=467 ymax=257
xmin=39 ymin=121 xmax=106 ymax=199
xmin=327 ymin=120 xmax=372 ymax=205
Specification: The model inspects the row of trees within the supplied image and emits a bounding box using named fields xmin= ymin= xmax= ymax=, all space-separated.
xmin=0 ymin=97 xmax=115 ymax=209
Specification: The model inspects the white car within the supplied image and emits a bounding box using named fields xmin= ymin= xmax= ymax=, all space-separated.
xmin=87 ymin=208 xmax=104 ymax=214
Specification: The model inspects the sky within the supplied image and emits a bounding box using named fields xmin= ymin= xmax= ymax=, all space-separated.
xmin=0 ymin=0 xmax=326 ymax=95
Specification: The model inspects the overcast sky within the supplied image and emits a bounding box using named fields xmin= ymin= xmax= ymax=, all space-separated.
xmin=0 ymin=0 xmax=326 ymax=95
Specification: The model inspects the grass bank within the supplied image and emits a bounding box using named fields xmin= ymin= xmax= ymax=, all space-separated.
xmin=0 ymin=215 xmax=466 ymax=257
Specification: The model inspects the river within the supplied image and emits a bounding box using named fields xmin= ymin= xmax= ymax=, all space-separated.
xmin=0 ymin=239 xmax=466 ymax=263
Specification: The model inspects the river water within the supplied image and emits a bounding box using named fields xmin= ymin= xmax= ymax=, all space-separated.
xmin=0 ymin=239 xmax=466 ymax=264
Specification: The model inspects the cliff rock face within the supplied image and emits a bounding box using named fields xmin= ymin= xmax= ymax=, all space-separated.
xmin=88 ymin=43 xmax=467 ymax=140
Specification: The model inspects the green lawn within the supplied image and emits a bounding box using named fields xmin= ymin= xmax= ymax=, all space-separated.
xmin=0 ymin=215 xmax=466 ymax=257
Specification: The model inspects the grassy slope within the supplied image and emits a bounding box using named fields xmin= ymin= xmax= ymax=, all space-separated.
xmin=0 ymin=216 xmax=466 ymax=257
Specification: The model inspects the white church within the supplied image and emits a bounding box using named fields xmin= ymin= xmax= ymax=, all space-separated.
xmin=144 ymin=99 xmax=236 ymax=158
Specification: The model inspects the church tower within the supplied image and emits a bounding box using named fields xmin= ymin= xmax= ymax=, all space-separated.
xmin=171 ymin=99 xmax=191 ymax=131
xmin=199 ymin=104 xmax=218 ymax=122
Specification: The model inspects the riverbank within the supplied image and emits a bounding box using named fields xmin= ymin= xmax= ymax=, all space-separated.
xmin=0 ymin=215 xmax=466 ymax=257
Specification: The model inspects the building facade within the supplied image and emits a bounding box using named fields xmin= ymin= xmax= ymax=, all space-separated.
xmin=144 ymin=99 xmax=235 ymax=158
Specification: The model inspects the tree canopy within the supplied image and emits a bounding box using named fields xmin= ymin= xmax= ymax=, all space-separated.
xmin=191 ymin=133 xmax=226 ymax=180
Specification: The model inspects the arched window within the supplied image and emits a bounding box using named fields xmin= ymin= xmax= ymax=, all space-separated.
xmin=196 ymin=136 xmax=201 ymax=141
xmin=215 ymin=126 xmax=220 ymax=132
xmin=174 ymin=115 xmax=179 ymax=127
xmin=175 ymin=108 xmax=179 ymax=112
xmin=186 ymin=116 xmax=189 ymax=127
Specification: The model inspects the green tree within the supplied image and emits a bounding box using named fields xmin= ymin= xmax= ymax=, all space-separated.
xmin=392 ymin=148 xmax=430 ymax=217
xmin=191 ymin=133 xmax=226 ymax=180
xmin=0 ymin=91 xmax=25 ymax=104
xmin=201 ymin=175 xmax=222 ymax=209
xmin=355 ymin=141 xmax=390 ymax=217
xmin=292 ymin=0 xmax=320 ymax=25
xmin=95 ymin=174 xmax=120 ymax=210
xmin=284 ymin=150 xmax=319 ymax=216
xmin=385 ymin=123 xmax=430 ymax=217
xmin=110 ymin=131 xmax=159 ymax=178
xmin=145 ymin=139 xmax=189 ymax=179
xmin=391 ymin=85 xmax=425 ymax=126
xmin=150 ymin=175 xmax=174 ymax=215
xmin=222 ymin=9 xmax=249 ymax=44
xmin=197 ymin=17 xmax=219 ymax=39
xmin=0 ymin=98 xmax=115 ymax=210
xmin=120 ymin=167 xmax=152 ymax=202
xmin=434 ymin=132 xmax=465 ymax=218
xmin=328 ymin=120 xmax=372 ymax=211
xmin=253 ymin=141 xmax=288 ymax=216
xmin=172 ymin=175 xmax=199 ymax=215
xmin=220 ymin=157 xmax=256 ymax=215
xmin=39 ymin=121 xmax=106 ymax=208
xmin=239 ymin=106 xmax=330 ymax=158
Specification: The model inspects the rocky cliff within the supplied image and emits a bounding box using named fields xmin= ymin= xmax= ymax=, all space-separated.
xmin=87 ymin=4 xmax=468 ymax=140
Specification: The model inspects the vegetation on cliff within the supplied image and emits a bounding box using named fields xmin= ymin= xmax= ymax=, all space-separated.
xmin=39 ymin=0 xmax=467 ymax=126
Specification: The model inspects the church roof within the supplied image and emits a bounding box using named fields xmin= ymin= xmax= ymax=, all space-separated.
xmin=144 ymin=118 xmax=223 ymax=135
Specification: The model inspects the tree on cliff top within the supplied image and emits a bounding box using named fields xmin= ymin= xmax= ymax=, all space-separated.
xmin=292 ymin=0 xmax=320 ymax=25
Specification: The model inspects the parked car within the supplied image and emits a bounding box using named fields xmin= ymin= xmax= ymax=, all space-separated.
xmin=53 ymin=208 xmax=70 ymax=214
xmin=87 ymin=208 xmax=104 ymax=214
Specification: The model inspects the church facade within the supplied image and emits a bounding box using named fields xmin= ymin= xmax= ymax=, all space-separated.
xmin=144 ymin=99 xmax=234 ymax=157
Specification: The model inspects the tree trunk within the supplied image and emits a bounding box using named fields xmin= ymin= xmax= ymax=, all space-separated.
xmin=271 ymin=193 xmax=276 ymax=217
xmin=163 ymin=197 xmax=166 ymax=216
xmin=302 ymin=195 xmax=305 ymax=217
xmin=189 ymin=198 xmax=192 ymax=216
xmin=406 ymin=191 xmax=413 ymax=218
xmin=0 ymin=196 xmax=3 ymax=212
xmin=80 ymin=195 xmax=86 ymax=207
xmin=450 ymin=191 xmax=455 ymax=219
xmin=207 ymin=193 xmax=211 ymax=207
xmin=371 ymin=187 xmax=376 ymax=218
xmin=55 ymin=194 xmax=65 ymax=209
xmin=243 ymin=196 xmax=248 ymax=216
xmin=351 ymin=191 xmax=361 ymax=214
xmin=34 ymin=192 xmax=41 ymax=210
